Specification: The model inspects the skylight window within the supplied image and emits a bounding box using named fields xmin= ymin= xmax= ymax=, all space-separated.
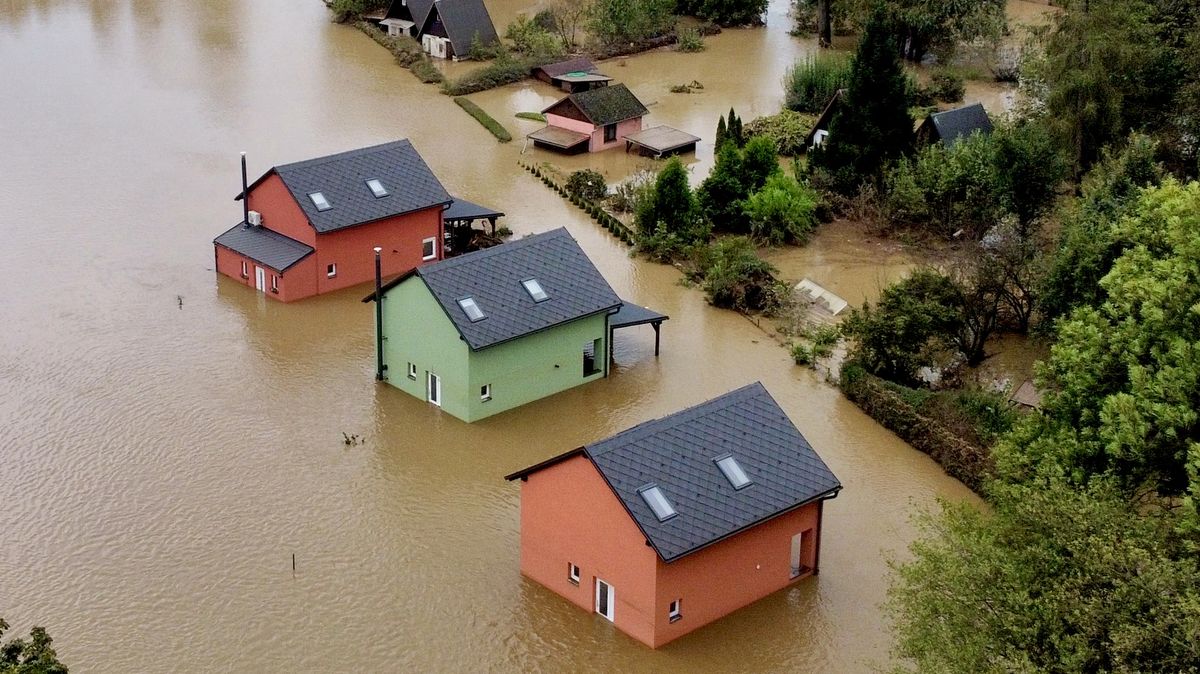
xmin=522 ymin=278 xmax=549 ymax=302
xmin=308 ymin=191 xmax=332 ymax=211
xmin=638 ymin=484 xmax=677 ymax=522
xmin=457 ymin=297 xmax=486 ymax=322
xmin=365 ymin=179 xmax=389 ymax=198
xmin=714 ymin=454 xmax=752 ymax=490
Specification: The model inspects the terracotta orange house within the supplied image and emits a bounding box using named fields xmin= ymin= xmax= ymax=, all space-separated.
xmin=528 ymin=84 xmax=648 ymax=154
xmin=504 ymin=382 xmax=842 ymax=648
xmin=213 ymin=139 xmax=452 ymax=302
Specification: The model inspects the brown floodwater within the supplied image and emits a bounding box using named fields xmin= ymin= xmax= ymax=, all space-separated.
xmin=0 ymin=0 xmax=994 ymax=671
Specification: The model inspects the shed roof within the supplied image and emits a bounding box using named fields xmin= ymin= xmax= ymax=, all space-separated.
xmin=534 ymin=57 xmax=601 ymax=79
xmin=239 ymin=139 xmax=452 ymax=234
xmin=507 ymin=382 xmax=842 ymax=563
xmin=368 ymin=228 xmax=621 ymax=351
xmin=925 ymin=102 xmax=993 ymax=147
xmin=213 ymin=223 xmax=314 ymax=272
xmin=527 ymin=125 xmax=590 ymax=149
xmin=544 ymin=84 xmax=648 ymax=127
xmin=444 ymin=196 xmax=504 ymax=222
xmin=423 ymin=0 xmax=499 ymax=55
xmin=623 ymin=126 xmax=701 ymax=155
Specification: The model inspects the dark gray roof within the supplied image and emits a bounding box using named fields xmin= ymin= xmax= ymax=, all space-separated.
xmin=584 ymin=383 xmax=841 ymax=562
xmin=248 ymin=140 xmax=451 ymax=234
xmin=609 ymin=302 xmax=668 ymax=329
xmin=927 ymin=102 xmax=993 ymax=147
xmin=213 ymin=223 xmax=314 ymax=271
xmin=535 ymin=57 xmax=600 ymax=79
xmin=388 ymin=228 xmax=621 ymax=350
xmin=444 ymin=196 xmax=504 ymax=222
xmin=425 ymin=0 xmax=498 ymax=56
xmin=547 ymin=84 xmax=648 ymax=126
xmin=386 ymin=0 xmax=433 ymax=24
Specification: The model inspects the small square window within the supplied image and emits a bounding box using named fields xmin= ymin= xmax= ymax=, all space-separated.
xmin=568 ymin=563 xmax=580 ymax=585
xmin=604 ymin=123 xmax=617 ymax=142
xmin=308 ymin=191 xmax=332 ymax=211
xmin=669 ymin=599 xmax=681 ymax=622
xmin=480 ymin=384 xmax=492 ymax=402
xmin=365 ymin=178 xmax=389 ymax=198
xmin=326 ymin=263 xmax=337 ymax=278
xmin=407 ymin=363 xmax=417 ymax=380
xmin=638 ymin=484 xmax=677 ymax=522
xmin=522 ymin=278 xmax=549 ymax=302
xmin=422 ymin=237 xmax=437 ymax=261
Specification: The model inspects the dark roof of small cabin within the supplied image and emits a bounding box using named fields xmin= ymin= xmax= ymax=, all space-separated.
xmin=386 ymin=0 xmax=433 ymax=23
xmin=444 ymin=196 xmax=504 ymax=222
xmin=924 ymin=102 xmax=993 ymax=147
xmin=804 ymin=88 xmax=844 ymax=146
xmin=534 ymin=57 xmax=600 ymax=79
xmin=368 ymin=228 xmax=621 ymax=351
xmin=213 ymin=223 xmax=314 ymax=272
xmin=506 ymin=382 xmax=843 ymax=563
xmin=238 ymin=140 xmax=451 ymax=234
xmin=544 ymin=84 xmax=648 ymax=127
xmin=424 ymin=0 xmax=499 ymax=55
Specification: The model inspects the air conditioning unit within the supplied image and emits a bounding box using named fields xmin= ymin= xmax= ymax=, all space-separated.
xmin=247 ymin=210 xmax=262 ymax=226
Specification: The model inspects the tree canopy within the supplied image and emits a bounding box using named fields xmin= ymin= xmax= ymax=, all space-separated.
xmin=0 ymin=620 xmax=68 ymax=674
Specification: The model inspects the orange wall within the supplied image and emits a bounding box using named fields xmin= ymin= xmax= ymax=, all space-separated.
xmin=312 ymin=206 xmax=442 ymax=295
xmin=652 ymin=501 xmax=822 ymax=647
xmin=245 ymin=174 xmax=315 ymax=246
xmin=518 ymin=455 xmax=660 ymax=646
xmin=213 ymin=246 xmax=318 ymax=303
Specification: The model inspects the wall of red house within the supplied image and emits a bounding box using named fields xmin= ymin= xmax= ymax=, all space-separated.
xmin=213 ymin=246 xmax=318 ymax=303
xmin=651 ymin=501 xmax=823 ymax=648
xmin=517 ymin=455 xmax=660 ymax=647
xmin=245 ymin=174 xmax=315 ymax=247
xmin=312 ymin=206 xmax=442 ymax=294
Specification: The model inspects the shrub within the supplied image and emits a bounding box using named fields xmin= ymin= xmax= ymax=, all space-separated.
xmin=468 ymin=33 xmax=503 ymax=60
xmin=882 ymin=132 xmax=1002 ymax=239
xmin=453 ymin=97 xmax=512 ymax=142
xmin=637 ymin=157 xmax=701 ymax=237
xmin=926 ymin=70 xmax=965 ymax=103
xmin=410 ymin=58 xmax=444 ymax=83
xmin=676 ymin=28 xmax=705 ymax=52
xmin=515 ymin=112 xmax=546 ymax=122
xmin=784 ymin=53 xmax=852 ymax=114
xmin=442 ymin=52 xmax=549 ymax=96
xmin=693 ymin=237 xmax=780 ymax=311
xmin=744 ymin=110 xmax=816 ymax=156
xmin=566 ymin=169 xmax=608 ymax=201
xmin=637 ymin=221 xmax=697 ymax=263
xmin=744 ymin=173 xmax=821 ymax=245
xmin=609 ymin=170 xmax=656 ymax=214
xmin=505 ymin=14 xmax=565 ymax=60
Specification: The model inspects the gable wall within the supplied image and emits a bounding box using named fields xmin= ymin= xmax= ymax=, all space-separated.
xmin=246 ymin=174 xmax=316 ymax=247
xmin=380 ymin=275 xmax=472 ymax=418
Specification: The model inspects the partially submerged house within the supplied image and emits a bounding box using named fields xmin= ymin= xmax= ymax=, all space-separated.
xmin=803 ymin=88 xmax=844 ymax=150
xmin=377 ymin=0 xmax=432 ymax=38
xmin=213 ymin=140 xmax=452 ymax=302
xmin=531 ymin=57 xmax=612 ymax=93
xmin=916 ymin=102 xmax=993 ymax=148
xmin=505 ymin=382 xmax=842 ymax=648
xmin=416 ymin=0 xmax=498 ymax=60
xmin=529 ymin=84 xmax=648 ymax=154
xmin=363 ymin=228 xmax=666 ymax=422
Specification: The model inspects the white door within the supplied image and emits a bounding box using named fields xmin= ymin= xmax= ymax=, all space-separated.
xmin=427 ymin=372 xmax=441 ymax=407
xmin=595 ymin=578 xmax=614 ymax=622
xmin=791 ymin=531 xmax=811 ymax=578
xmin=254 ymin=266 xmax=266 ymax=292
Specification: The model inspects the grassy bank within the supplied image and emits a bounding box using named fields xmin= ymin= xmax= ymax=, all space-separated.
xmin=454 ymin=98 xmax=512 ymax=142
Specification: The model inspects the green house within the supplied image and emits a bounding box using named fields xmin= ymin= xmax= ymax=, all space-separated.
xmin=364 ymin=228 xmax=666 ymax=422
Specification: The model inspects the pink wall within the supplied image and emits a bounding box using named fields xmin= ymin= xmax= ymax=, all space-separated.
xmin=546 ymin=113 xmax=594 ymax=136
xmin=517 ymin=455 xmax=660 ymax=646
xmin=589 ymin=117 xmax=643 ymax=152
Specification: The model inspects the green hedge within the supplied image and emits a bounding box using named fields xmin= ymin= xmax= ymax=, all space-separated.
xmin=454 ymin=98 xmax=512 ymax=142
xmin=840 ymin=363 xmax=993 ymax=492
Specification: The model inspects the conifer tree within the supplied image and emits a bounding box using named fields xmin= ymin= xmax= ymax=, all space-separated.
xmin=715 ymin=114 xmax=728 ymax=150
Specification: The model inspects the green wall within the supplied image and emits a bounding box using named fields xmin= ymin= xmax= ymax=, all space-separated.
xmin=379 ymin=277 xmax=610 ymax=422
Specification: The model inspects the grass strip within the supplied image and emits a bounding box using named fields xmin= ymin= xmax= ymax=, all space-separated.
xmin=454 ymin=97 xmax=512 ymax=142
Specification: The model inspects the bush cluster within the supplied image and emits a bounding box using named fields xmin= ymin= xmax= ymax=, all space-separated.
xmin=743 ymin=110 xmax=816 ymax=156
xmin=784 ymin=53 xmax=852 ymax=114
xmin=565 ymin=169 xmax=608 ymax=202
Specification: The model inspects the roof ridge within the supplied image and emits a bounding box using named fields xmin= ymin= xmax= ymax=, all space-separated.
xmin=274 ymin=139 xmax=413 ymax=173
xmin=586 ymin=382 xmax=767 ymax=457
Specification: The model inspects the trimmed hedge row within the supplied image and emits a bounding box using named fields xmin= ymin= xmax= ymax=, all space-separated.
xmin=840 ymin=363 xmax=993 ymax=492
xmin=518 ymin=162 xmax=636 ymax=246
xmin=454 ymin=98 xmax=512 ymax=142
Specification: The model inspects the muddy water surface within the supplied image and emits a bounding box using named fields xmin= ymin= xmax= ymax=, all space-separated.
xmin=0 ymin=0 xmax=1000 ymax=671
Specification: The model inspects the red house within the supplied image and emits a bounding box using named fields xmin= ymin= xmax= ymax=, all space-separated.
xmin=504 ymin=382 xmax=842 ymax=648
xmin=213 ymin=140 xmax=452 ymax=302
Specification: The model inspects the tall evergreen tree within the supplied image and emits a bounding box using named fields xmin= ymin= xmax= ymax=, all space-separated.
xmin=809 ymin=5 xmax=911 ymax=194
xmin=727 ymin=107 xmax=745 ymax=147
xmin=715 ymin=115 xmax=728 ymax=150
xmin=636 ymin=157 xmax=699 ymax=236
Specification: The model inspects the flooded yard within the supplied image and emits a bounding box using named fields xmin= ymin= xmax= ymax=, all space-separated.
xmin=0 ymin=0 xmax=1049 ymax=670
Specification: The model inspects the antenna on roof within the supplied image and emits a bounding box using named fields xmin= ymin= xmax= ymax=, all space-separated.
xmin=240 ymin=152 xmax=250 ymax=227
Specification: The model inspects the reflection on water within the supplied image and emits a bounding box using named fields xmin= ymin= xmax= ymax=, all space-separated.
xmin=0 ymin=0 xmax=1055 ymax=671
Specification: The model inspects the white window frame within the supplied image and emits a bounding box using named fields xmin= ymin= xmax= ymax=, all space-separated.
xmin=480 ymin=384 xmax=492 ymax=402
xmin=308 ymin=191 xmax=332 ymax=211
xmin=568 ymin=563 xmax=580 ymax=585
xmin=422 ymin=236 xmax=437 ymax=261
xmin=326 ymin=262 xmax=337 ymax=278
xmin=669 ymin=599 xmax=682 ymax=622
xmin=407 ymin=362 xmax=417 ymax=380
xmin=270 ymin=274 xmax=279 ymax=293
xmin=365 ymin=178 xmax=388 ymax=198
xmin=595 ymin=578 xmax=614 ymax=622
xmin=240 ymin=260 xmax=248 ymax=278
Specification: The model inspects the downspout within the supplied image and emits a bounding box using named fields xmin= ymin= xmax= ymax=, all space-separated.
xmin=374 ymin=247 xmax=385 ymax=380
xmin=813 ymin=498 xmax=825 ymax=576
xmin=240 ymin=152 xmax=250 ymax=226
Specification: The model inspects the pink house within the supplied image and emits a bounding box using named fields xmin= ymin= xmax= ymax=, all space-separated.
xmin=528 ymin=84 xmax=648 ymax=154
xmin=504 ymin=383 xmax=842 ymax=648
